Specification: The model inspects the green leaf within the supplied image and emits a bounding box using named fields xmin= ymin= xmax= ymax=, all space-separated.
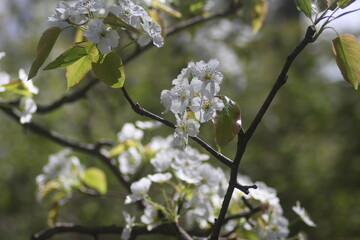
xmin=337 ymin=0 xmax=356 ymax=8
xmin=313 ymin=0 xmax=329 ymax=11
xmin=294 ymin=0 xmax=312 ymax=19
xmin=28 ymin=27 xmax=62 ymax=79
xmin=153 ymin=0 xmax=182 ymax=18
xmin=92 ymin=52 xmax=125 ymax=88
xmin=43 ymin=45 xmax=89 ymax=70
xmin=65 ymin=42 xmax=99 ymax=89
xmin=104 ymin=12 xmax=144 ymax=34
xmin=81 ymin=168 xmax=107 ymax=194
xmin=213 ymin=96 xmax=242 ymax=149
xmin=253 ymin=0 xmax=268 ymax=33
xmin=47 ymin=202 xmax=59 ymax=226
xmin=332 ymin=34 xmax=360 ymax=90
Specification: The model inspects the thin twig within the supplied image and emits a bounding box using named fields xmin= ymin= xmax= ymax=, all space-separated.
xmin=36 ymin=78 xmax=99 ymax=114
xmin=0 ymin=106 xmax=131 ymax=192
xmin=121 ymin=87 xmax=233 ymax=168
xmin=31 ymin=222 xmax=178 ymax=240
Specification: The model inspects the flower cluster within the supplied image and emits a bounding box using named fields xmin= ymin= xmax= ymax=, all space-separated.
xmin=48 ymin=0 xmax=164 ymax=54
xmin=36 ymin=149 xmax=84 ymax=205
xmin=0 ymin=52 xmax=38 ymax=124
xmin=109 ymin=122 xmax=313 ymax=240
xmin=161 ymin=59 xmax=225 ymax=147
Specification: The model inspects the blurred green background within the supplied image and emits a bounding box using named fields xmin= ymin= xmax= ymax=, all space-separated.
xmin=0 ymin=0 xmax=359 ymax=239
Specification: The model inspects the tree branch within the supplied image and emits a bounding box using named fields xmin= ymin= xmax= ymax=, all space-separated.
xmin=121 ymin=87 xmax=233 ymax=168
xmin=36 ymin=78 xmax=99 ymax=114
xmin=31 ymin=222 xmax=180 ymax=240
xmin=0 ymin=106 xmax=131 ymax=192
xmin=209 ymin=26 xmax=317 ymax=240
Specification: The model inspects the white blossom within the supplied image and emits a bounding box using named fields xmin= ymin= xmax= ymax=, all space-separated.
xmin=190 ymin=93 xmax=224 ymax=123
xmin=15 ymin=97 xmax=37 ymax=124
xmin=125 ymin=177 xmax=151 ymax=204
xmin=150 ymin=149 xmax=174 ymax=172
xmin=75 ymin=0 xmax=104 ymax=14
xmin=141 ymin=204 xmax=160 ymax=231
xmin=292 ymin=201 xmax=317 ymax=227
xmin=191 ymin=58 xmax=223 ymax=95
xmin=118 ymin=147 xmax=142 ymax=175
xmin=48 ymin=1 xmax=87 ymax=27
xmin=147 ymin=172 xmax=172 ymax=183
xmin=174 ymin=113 xmax=200 ymax=147
xmin=121 ymin=211 xmax=135 ymax=240
xmin=19 ymin=68 xmax=38 ymax=95
xmin=0 ymin=72 xmax=10 ymax=92
xmin=138 ymin=21 xmax=164 ymax=47
xmin=135 ymin=120 xmax=161 ymax=129
xmin=84 ymin=19 xmax=119 ymax=54
xmin=117 ymin=123 xmax=144 ymax=142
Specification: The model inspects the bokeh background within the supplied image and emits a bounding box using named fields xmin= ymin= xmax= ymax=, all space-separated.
xmin=0 ymin=0 xmax=359 ymax=239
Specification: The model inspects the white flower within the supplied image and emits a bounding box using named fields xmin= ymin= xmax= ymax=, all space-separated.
xmin=121 ymin=211 xmax=135 ymax=240
xmin=0 ymin=71 xmax=10 ymax=92
xmin=191 ymin=58 xmax=223 ymax=95
xmin=36 ymin=149 xmax=84 ymax=205
xmin=292 ymin=201 xmax=317 ymax=227
xmin=150 ymin=149 xmax=174 ymax=172
xmin=172 ymin=62 xmax=195 ymax=85
xmin=190 ymin=94 xmax=224 ymax=123
xmin=48 ymin=1 xmax=87 ymax=27
xmin=75 ymin=0 xmax=104 ymax=14
xmin=19 ymin=69 xmax=38 ymax=95
xmin=109 ymin=0 xmax=149 ymax=28
xmin=15 ymin=97 xmax=37 ymax=124
xmin=141 ymin=204 xmax=160 ymax=231
xmin=84 ymin=19 xmax=119 ymax=54
xmin=135 ymin=120 xmax=161 ymax=129
xmin=118 ymin=147 xmax=142 ymax=175
xmin=174 ymin=113 xmax=200 ymax=147
xmin=117 ymin=123 xmax=144 ymax=142
xmin=168 ymin=80 xmax=193 ymax=114
xmin=125 ymin=177 xmax=151 ymax=204
xmin=137 ymin=21 xmax=164 ymax=47
xmin=147 ymin=172 xmax=172 ymax=183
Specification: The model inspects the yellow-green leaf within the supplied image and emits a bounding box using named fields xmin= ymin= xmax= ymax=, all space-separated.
xmin=92 ymin=52 xmax=125 ymax=88
xmin=337 ymin=0 xmax=356 ymax=8
xmin=47 ymin=202 xmax=59 ymax=226
xmin=28 ymin=27 xmax=61 ymax=79
xmin=3 ymin=79 xmax=33 ymax=97
xmin=65 ymin=42 xmax=99 ymax=89
xmin=43 ymin=45 xmax=89 ymax=70
xmin=153 ymin=0 xmax=182 ymax=18
xmin=104 ymin=12 xmax=144 ymax=34
xmin=213 ymin=96 xmax=242 ymax=149
xmin=81 ymin=168 xmax=107 ymax=194
xmin=332 ymin=34 xmax=360 ymax=90
xmin=243 ymin=0 xmax=269 ymax=33
xmin=294 ymin=0 xmax=312 ymax=19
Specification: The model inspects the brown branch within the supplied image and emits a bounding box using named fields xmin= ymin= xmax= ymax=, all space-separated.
xmin=31 ymin=222 xmax=180 ymax=240
xmin=209 ymin=26 xmax=317 ymax=240
xmin=36 ymin=78 xmax=99 ymax=114
xmin=121 ymin=87 xmax=233 ymax=168
xmin=0 ymin=106 xmax=131 ymax=193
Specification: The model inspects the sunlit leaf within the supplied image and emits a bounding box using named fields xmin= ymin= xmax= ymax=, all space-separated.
xmin=65 ymin=42 xmax=99 ymax=89
xmin=108 ymin=139 xmax=137 ymax=157
xmin=104 ymin=12 xmax=143 ymax=34
xmin=332 ymin=34 xmax=360 ymax=90
xmin=243 ymin=0 xmax=268 ymax=33
xmin=28 ymin=27 xmax=61 ymax=79
xmin=3 ymin=79 xmax=33 ymax=96
xmin=81 ymin=168 xmax=107 ymax=194
xmin=252 ymin=0 xmax=268 ymax=32
xmin=294 ymin=0 xmax=312 ymax=18
xmin=43 ymin=44 xmax=89 ymax=70
xmin=39 ymin=180 xmax=61 ymax=199
xmin=47 ymin=202 xmax=59 ymax=226
xmin=213 ymin=96 xmax=242 ymax=149
xmin=92 ymin=52 xmax=125 ymax=88
xmin=153 ymin=0 xmax=182 ymax=18
xmin=337 ymin=0 xmax=356 ymax=8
